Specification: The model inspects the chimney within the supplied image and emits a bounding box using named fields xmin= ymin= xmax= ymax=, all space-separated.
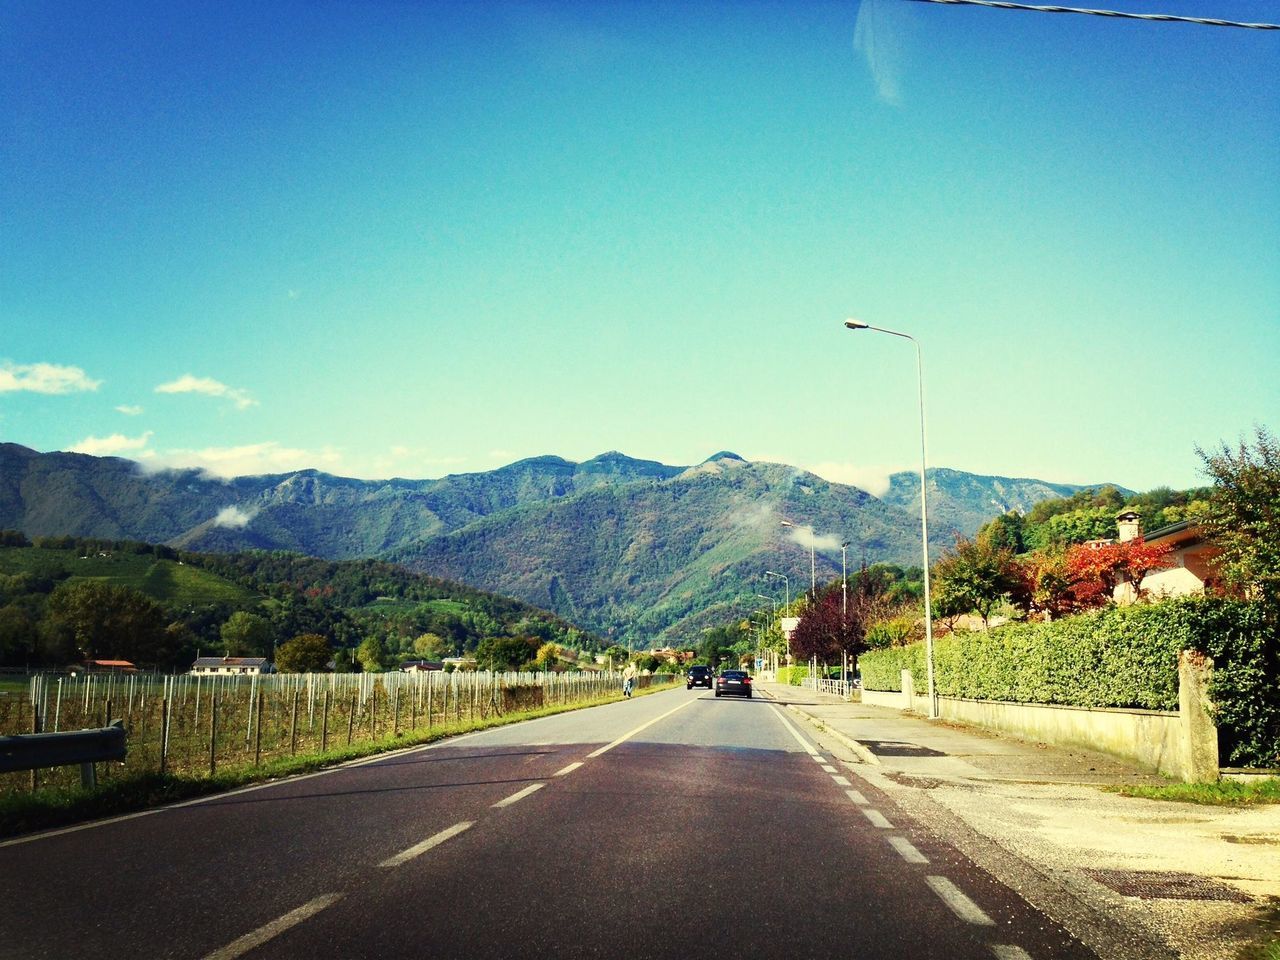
xmin=1116 ymin=510 xmax=1141 ymax=543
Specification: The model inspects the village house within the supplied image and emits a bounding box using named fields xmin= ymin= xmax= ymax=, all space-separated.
xmin=190 ymin=656 xmax=274 ymax=676
xmin=1113 ymin=509 xmax=1222 ymax=603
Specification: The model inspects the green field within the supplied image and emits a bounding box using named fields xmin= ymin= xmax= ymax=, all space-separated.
xmin=0 ymin=547 xmax=254 ymax=604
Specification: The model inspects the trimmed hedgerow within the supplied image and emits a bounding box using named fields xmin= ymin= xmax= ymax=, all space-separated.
xmin=858 ymin=598 xmax=1279 ymax=767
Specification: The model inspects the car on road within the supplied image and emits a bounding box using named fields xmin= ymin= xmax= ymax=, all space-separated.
xmin=714 ymin=670 xmax=752 ymax=698
xmin=686 ymin=665 xmax=713 ymax=689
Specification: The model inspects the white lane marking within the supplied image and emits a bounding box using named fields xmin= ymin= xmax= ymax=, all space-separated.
xmin=492 ymin=783 xmax=545 ymax=808
xmin=379 ymin=821 xmax=474 ymax=868
xmin=861 ymin=808 xmax=894 ymax=829
xmin=845 ymin=789 xmax=869 ymax=805
xmin=554 ymin=762 xmax=583 ymax=777
xmin=768 ymin=705 xmax=820 ymax=756
xmin=832 ymin=775 xmax=852 ymax=786
xmin=888 ymin=836 xmax=929 ymax=864
xmin=991 ymin=947 xmax=1033 ymax=960
xmin=821 ymin=764 xmax=837 ymax=773
xmin=812 ymin=755 xmax=828 ymax=763
xmin=926 ymin=876 xmax=996 ymax=926
xmin=585 ymin=698 xmax=697 ymax=758
xmin=202 ymin=893 xmax=343 ymax=960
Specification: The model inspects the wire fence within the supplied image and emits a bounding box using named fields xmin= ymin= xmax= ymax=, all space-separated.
xmin=1 ymin=669 xmax=676 ymax=796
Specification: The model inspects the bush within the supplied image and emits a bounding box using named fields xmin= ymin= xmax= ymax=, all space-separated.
xmin=775 ymin=666 xmax=807 ymax=686
xmin=857 ymin=599 xmax=1279 ymax=767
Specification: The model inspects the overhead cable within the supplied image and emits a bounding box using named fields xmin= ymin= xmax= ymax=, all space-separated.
xmin=904 ymin=0 xmax=1280 ymax=29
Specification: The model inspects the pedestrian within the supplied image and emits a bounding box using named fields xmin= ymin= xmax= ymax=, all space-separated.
xmin=622 ymin=661 xmax=637 ymax=698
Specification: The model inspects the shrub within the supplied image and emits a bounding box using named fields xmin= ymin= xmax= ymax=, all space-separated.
xmin=858 ymin=599 xmax=1279 ymax=767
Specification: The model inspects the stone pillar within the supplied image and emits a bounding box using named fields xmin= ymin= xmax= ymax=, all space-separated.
xmin=902 ymin=669 xmax=916 ymax=712
xmin=1178 ymin=650 xmax=1219 ymax=783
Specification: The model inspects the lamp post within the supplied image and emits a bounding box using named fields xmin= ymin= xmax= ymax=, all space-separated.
xmin=779 ymin=519 xmax=816 ymax=598
xmin=764 ymin=571 xmax=790 ymax=611
xmin=843 ymin=318 xmax=938 ymax=719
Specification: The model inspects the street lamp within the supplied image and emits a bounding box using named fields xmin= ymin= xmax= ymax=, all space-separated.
xmin=843 ymin=318 xmax=938 ymax=719
xmin=779 ymin=519 xmax=816 ymax=598
xmin=764 ymin=570 xmax=790 ymax=611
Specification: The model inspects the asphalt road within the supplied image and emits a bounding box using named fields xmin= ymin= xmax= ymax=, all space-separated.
xmin=0 ymin=688 xmax=1095 ymax=960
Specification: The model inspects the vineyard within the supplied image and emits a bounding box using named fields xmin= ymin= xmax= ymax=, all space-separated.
xmin=1 ymin=669 xmax=674 ymax=797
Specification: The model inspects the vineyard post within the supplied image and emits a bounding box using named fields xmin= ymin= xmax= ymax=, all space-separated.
xmin=290 ymin=689 xmax=300 ymax=757
xmin=322 ymin=690 xmax=330 ymax=753
xmin=254 ymin=691 xmax=264 ymax=766
xmin=346 ymin=693 xmax=356 ymax=746
xmin=427 ymin=674 xmax=433 ymax=730
xmin=29 ymin=701 xmax=40 ymax=793
xmin=393 ymin=688 xmax=400 ymax=737
xmin=209 ymin=694 xmax=218 ymax=777
xmin=160 ymin=697 xmax=169 ymax=775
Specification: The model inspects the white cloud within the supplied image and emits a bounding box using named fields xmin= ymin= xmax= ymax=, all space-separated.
xmin=150 ymin=441 xmax=340 ymax=478
xmin=0 ymin=361 xmax=101 ymax=394
xmin=784 ymin=523 xmax=844 ymax=554
xmin=155 ymin=374 xmax=256 ymax=410
xmin=489 ymin=449 xmax=516 ymax=460
xmin=68 ymin=431 xmax=154 ymax=456
xmin=115 ymin=404 xmax=144 ymax=416
xmin=853 ymin=0 xmax=912 ymax=105
xmin=803 ymin=461 xmax=898 ymax=498
xmin=213 ymin=505 xmax=256 ymax=529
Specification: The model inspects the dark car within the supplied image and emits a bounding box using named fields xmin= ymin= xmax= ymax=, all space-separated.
xmin=714 ymin=670 xmax=752 ymax=698
xmin=686 ymin=665 xmax=713 ymax=689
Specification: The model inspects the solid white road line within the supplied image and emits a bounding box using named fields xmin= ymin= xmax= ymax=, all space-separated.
xmin=554 ymin=761 xmax=583 ymax=777
xmin=991 ymin=946 xmax=1033 ymax=960
xmin=769 ymin=705 xmax=820 ymax=756
xmin=585 ymin=698 xmax=697 ymax=758
xmin=888 ymin=836 xmax=929 ymax=864
xmin=845 ymin=789 xmax=869 ymax=805
xmin=379 ymin=821 xmax=474 ymax=868
xmin=492 ymin=783 xmax=545 ymax=808
xmin=831 ymin=775 xmax=852 ymax=786
xmin=926 ymin=876 xmax=996 ymax=926
xmin=861 ymin=808 xmax=894 ymax=829
xmin=202 ymin=893 xmax=344 ymax=960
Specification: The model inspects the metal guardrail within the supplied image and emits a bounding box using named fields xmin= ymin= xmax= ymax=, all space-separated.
xmin=0 ymin=720 xmax=126 ymax=789
xmin=802 ymin=678 xmax=856 ymax=700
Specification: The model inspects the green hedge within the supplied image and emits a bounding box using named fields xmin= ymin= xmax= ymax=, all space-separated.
xmin=858 ymin=599 xmax=1279 ymax=767
xmin=775 ymin=666 xmax=807 ymax=686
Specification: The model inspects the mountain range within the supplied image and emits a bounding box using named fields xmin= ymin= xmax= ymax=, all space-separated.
xmin=0 ymin=443 xmax=1116 ymax=643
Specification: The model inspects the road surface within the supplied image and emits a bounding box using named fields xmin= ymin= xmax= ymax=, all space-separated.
xmin=0 ymin=687 xmax=1094 ymax=959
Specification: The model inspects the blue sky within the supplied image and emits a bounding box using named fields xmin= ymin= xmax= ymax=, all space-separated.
xmin=2 ymin=0 xmax=1276 ymax=494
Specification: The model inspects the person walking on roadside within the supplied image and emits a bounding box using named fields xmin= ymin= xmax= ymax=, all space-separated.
xmin=622 ymin=661 xmax=637 ymax=698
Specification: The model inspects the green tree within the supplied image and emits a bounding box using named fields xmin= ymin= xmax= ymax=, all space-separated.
xmin=276 ymin=633 xmax=333 ymax=672
xmin=45 ymin=580 xmax=168 ymax=664
xmin=535 ymin=641 xmax=562 ymax=671
xmin=357 ymin=635 xmax=391 ymax=672
xmin=1198 ymin=426 xmax=1280 ymax=607
xmin=476 ymin=635 xmax=537 ymax=671
xmin=220 ymin=611 xmax=273 ymax=657
xmin=413 ymin=631 xmax=450 ymax=659
xmin=604 ymin=645 xmax=630 ymax=669
xmin=0 ymin=603 xmax=38 ymax=665
xmin=931 ymin=536 xmax=1019 ymax=627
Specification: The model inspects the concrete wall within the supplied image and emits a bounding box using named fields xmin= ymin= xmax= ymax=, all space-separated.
xmin=871 ymin=652 xmax=1218 ymax=782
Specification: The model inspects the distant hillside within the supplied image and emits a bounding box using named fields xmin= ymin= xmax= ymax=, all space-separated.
xmin=1 ymin=442 xmax=1120 ymax=644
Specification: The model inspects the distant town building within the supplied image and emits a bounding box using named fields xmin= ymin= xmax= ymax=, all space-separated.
xmin=399 ymin=660 xmax=443 ymax=673
xmin=76 ymin=659 xmax=138 ymax=674
xmin=191 ymin=656 xmax=274 ymax=676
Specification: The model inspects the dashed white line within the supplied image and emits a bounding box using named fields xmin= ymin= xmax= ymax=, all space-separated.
xmin=888 ymin=836 xmax=929 ymax=864
xmin=821 ymin=764 xmax=837 ymax=773
xmin=831 ymin=775 xmax=852 ymax=786
xmin=492 ymin=783 xmax=545 ymax=808
xmin=554 ymin=761 xmax=583 ymax=777
xmin=991 ymin=946 xmax=1033 ymax=960
xmin=861 ymin=808 xmax=894 ymax=829
xmin=845 ymin=789 xmax=869 ymax=805
xmin=202 ymin=893 xmax=344 ymax=959
xmin=379 ymin=821 xmax=474 ymax=868
xmin=586 ymin=698 xmax=697 ymax=758
xmin=812 ymin=755 xmax=828 ymax=764
xmin=926 ymin=875 xmax=995 ymax=926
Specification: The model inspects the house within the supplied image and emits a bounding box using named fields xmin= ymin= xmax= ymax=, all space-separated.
xmin=191 ymin=656 xmax=274 ymax=676
xmin=77 ymin=659 xmax=138 ymax=674
xmin=399 ymin=659 xmax=443 ymax=673
xmin=1113 ymin=510 xmax=1222 ymax=603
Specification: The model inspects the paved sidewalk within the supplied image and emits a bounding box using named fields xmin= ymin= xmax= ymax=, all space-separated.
xmin=759 ymin=682 xmax=1280 ymax=960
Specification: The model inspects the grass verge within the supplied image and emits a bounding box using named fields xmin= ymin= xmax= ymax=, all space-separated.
xmin=1 ymin=682 xmax=673 ymax=839
xmin=1104 ymin=777 xmax=1280 ymax=806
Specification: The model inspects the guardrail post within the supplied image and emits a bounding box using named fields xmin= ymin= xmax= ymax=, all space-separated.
xmin=80 ymin=760 xmax=97 ymax=790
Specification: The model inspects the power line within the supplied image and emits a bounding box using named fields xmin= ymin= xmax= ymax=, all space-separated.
xmin=904 ymin=0 xmax=1280 ymax=29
